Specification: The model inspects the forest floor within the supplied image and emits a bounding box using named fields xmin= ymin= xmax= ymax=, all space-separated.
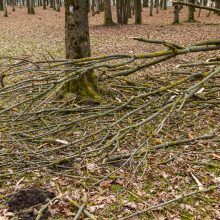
xmin=0 ymin=6 xmax=220 ymax=220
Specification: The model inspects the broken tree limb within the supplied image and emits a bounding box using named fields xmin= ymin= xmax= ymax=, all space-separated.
xmin=119 ymin=184 xmax=220 ymax=220
xmin=172 ymin=1 xmax=220 ymax=13
xmin=0 ymin=39 xmax=219 ymax=197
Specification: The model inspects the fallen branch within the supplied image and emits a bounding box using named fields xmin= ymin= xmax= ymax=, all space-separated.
xmin=120 ymin=185 xmax=220 ymax=220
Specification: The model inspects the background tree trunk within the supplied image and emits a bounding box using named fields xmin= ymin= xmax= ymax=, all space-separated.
xmin=116 ymin=0 xmax=129 ymax=24
xmin=104 ymin=0 xmax=114 ymax=25
xmin=188 ymin=0 xmax=196 ymax=21
xmin=135 ymin=0 xmax=142 ymax=24
xmin=163 ymin=0 xmax=167 ymax=9
xmin=216 ymin=0 xmax=220 ymax=15
xmin=3 ymin=0 xmax=7 ymax=16
xmin=0 ymin=0 xmax=4 ymax=10
xmin=12 ymin=0 xmax=15 ymax=11
xmin=56 ymin=0 xmax=60 ymax=11
xmin=150 ymin=0 xmax=153 ymax=16
xmin=43 ymin=0 xmax=46 ymax=9
xmin=28 ymin=0 xmax=35 ymax=14
xmin=95 ymin=0 xmax=100 ymax=13
xmin=143 ymin=0 xmax=149 ymax=7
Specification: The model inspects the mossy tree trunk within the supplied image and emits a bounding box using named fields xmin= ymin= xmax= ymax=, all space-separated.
xmin=64 ymin=0 xmax=100 ymax=100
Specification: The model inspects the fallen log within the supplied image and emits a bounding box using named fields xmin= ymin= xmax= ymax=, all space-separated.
xmin=173 ymin=1 xmax=220 ymax=13
xmin=172 ymin=1 xmax=220 ymax=23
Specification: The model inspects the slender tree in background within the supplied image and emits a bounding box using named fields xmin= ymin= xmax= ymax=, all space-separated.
xmin=116 ymin=0 xmax=129 ymax=24
xmin=12 ymin=0 xmax=15 ymax=11
xmin=64 ymin=0 xmax=99 ymax=99
xmin=43 ymin=0 xmax=46 ymax=9
xmin=163 ymin=0 xmax=167 ymax=9
xmin=3 ymin=0 xmax=7 ymax=17
xmin=104 ymin=0 xmax=114 ymax=25
xmin=53 ymin=0 xmax=56 ymax=10
xmin=150 ymin=0 xmax=153 ymax=16
xmin=95 ymin=0 xmax=100 ymax=13
xmin=143 ymin=0 xmax=149 ymax=7
xmin=0 ymin=0 xmax=3 ymax=11
xmin=160 ymin=0 xmax=163 ymax=10
xmin=216 ymin=0 xmax=220 ymax=15
xmin=56 ymin=0 xmax=60 ymax=11
xmin=28 ymin=0 xmax=35 ymax=14
xmin=91 ymin=0 xmax=95 ymax=15
xmin=135 ymin=0 xmax=142 ymax=24
xmin=188 ymin=0 xmax=196 ymax=21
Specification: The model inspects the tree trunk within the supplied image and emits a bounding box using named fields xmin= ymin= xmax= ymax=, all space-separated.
xmin=12 ymin=0 xmax=15 ymax=11
xmin=203 ymin=0 xmax=207 ymax=6
xmin=0 ymin=0 xmax=4 ymax=10
xmin=163 ymin=0 xmax=167 ymax=9
xmin=173 ymin=3 xmax=180 ymax=24
xmin=135 ymin=0 xmax=142 ymax=24
xmin=188 ymin=0 xmax=196 ymax=21
xmin=155 ymin=0 xmax=159 ymax=13
xmin=28 ymin=0 xmax=35 ymax=14
xmin=56 ymin=0 xmax=60 ymax=11
xmin=53 ymin=0 xmax=56 ymax=10
xmin=150 ymin=0 xmax=153 ymax=16
xmin=3 ymin=0 xmax=7 ymax=16
xmin=160 ymin=0 xmax=163 ymax=9
xmin=216 ymin=0 xmax=220 ymax=15
xmin=95 ymin=0 xmax=100 ymax=13
xmin=128 ymin=0 xmax=131 ymax=18
xmin=116 ymin=0 xmax=129 ymax=24
xmin=143 ymin=0 xmax=149 ymax=7
xmin=43 ymin=0 xmax=46 ymax=9
xmin=104 ymin=0 xmax=114 ymax=25
xmin=91 ymin=0 xmax=95 ymax=15
xmin=64 ymin=0 xmax=99 ymax=100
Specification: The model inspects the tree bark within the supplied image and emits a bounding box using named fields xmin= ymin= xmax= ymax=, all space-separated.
xmin=95 ymin=0 xmax=100 ymax=13
xmin=150 ymin=0 xmax=153 ymax=16
xmin=3 ymin=0 xmax=7 ymax=16
xmin=173 ymin=3 xmax=180 ymax=24
xmin=188 ymin=0 xmax=196 ymax=22
xmin=116 ymin=0 xmax=129 ymax=24
xmin=12 ymin=0 xmax=15 ymax=11
xmin=28 ymin=0 xmax=35 ymax=14
xmin=143 ymin=0 xmax=149 ymax=7
xmin=216 ymin=0 xmax=220 ymax=15
xmin=56 ymin=0 xmax=60 ymax=11
xmin=43 ymin=0 xmax=46 ymax=9
xmin=163 ymin=0 xmax=167 ymax=9
xmin=91 ymin=0 xmax=95 ymax=15
xmin=64 ymin=0 xmax=99 ymax=100
xmin=103 ymin=0 xmax=114 ymax=25
xmin=0 ymin=0 xmax=4 ymax=10
xmin=135 ymin=0 xmax=142 ymax=24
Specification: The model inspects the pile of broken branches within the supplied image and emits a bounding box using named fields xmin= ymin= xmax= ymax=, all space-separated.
xmin=0 ymin=39 xmax=219 ymax=218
